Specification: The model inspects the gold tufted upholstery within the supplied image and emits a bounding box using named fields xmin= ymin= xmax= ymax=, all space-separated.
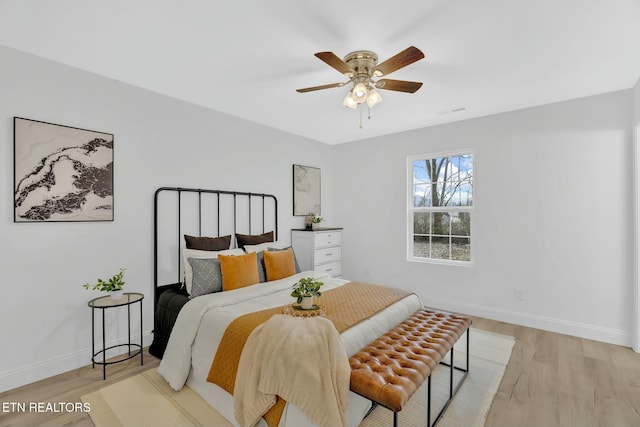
xmin=349 ymin=309 xmax=471 ymax=413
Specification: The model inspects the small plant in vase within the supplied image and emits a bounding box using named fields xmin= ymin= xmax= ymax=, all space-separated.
xmin=83 ymin=268 xmax=126 ymax=300
xmin=291 ymin=277 xmax=324 ymax=309
xmin=310 ymin=213 xmax=324 ymax=230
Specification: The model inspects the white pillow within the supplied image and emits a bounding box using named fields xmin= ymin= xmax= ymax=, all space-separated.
xmin=243 ymin=241 xmax=289 ymax=253
xmin=183 ymin=248 xmax=244 ymax=294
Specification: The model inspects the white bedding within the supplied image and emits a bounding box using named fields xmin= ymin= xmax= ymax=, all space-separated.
xmin=158 ymin=271 xmax=422 ymax=427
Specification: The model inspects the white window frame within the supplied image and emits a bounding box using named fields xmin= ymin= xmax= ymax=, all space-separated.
xmin=407 ymin=150 xmax=474 ymax=266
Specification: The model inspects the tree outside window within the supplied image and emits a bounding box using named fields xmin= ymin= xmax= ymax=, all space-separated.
xmin=409 ymin=153 xmax=473 ymax=263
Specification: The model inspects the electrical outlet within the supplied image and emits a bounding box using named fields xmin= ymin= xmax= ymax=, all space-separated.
xmin=514 ymin=288 xmax=524 ymax=301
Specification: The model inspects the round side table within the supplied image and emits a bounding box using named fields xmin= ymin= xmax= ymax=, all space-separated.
xmin=88 ymin=292 xmax=144 ymax=380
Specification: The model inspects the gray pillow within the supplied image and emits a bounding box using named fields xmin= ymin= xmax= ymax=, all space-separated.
xmin=188 ymin=257 xmax=223 ymax=298
xmin=256 ymin=251 xmax=266 ymax=283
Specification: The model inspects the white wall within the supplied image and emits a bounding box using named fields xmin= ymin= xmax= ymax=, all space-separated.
xmin=0 ymin=46 xmax=333 ymax=392
xmin=332 ymin=90 xmax=634 ymax=346
xmin=633 ymin=77 xmax=640 ymax=351
xmin=633 ymin=77 xmax=640 ymax=126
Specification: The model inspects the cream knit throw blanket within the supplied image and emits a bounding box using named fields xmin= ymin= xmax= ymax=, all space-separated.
xmin=233 ymin=314 xmax=350 ymax=427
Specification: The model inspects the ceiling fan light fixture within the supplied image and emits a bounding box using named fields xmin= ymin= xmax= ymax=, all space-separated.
xmin=366 ymin=88 xmax=382 ymax=108
xmin=352 ymin=82 xmax=368 ymax=103
xmin=343 ymin=91 xmax=358 ymax=109
xmin=297 ymin=46 xmax=425 ymax=123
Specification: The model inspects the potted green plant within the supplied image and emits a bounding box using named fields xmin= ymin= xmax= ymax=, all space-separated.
xmin=290 ymin=277 xmax=324 ymax=309
xmin=310 ymin=213 xmax=324 ymax=230
xmin=83 ymin=268 xmax=126 ymax=300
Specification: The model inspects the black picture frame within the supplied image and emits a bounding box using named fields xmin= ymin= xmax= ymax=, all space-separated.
xmin=13 ymin=117 xmax=114 ymax=222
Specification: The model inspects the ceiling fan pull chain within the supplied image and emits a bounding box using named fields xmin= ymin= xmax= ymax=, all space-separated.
xmin=368 ymin=104 xmax=371 ymax=120
xmin=359 ymin=108 xmax=363 ymax=129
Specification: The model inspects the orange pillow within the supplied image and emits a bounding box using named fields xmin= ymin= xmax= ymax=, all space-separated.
xmin=218 ymin=252 xmax=260 ymax=291
xmin=263 ymin=248 xmax=296 ymax=281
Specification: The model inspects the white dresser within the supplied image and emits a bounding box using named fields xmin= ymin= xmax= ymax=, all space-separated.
xmin=291 ymin=228 xmax=343 ymax=277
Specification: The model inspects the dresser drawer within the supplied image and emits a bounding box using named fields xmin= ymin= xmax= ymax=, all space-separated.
xmin=314 ymin=261 xmax=341 ymax=277
xmin=314 ymin=231 xmax=341 ymax=248
xmin=314 ymin=247 xmax=341 ymax=264
xmin=291 ymin=228 xmax=343 ymax=274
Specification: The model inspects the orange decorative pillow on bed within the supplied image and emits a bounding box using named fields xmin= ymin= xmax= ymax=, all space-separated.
xmin=218 ymin=252 xmax=260 ymax=291
xmin=262 ymin=247 xmax=296 ymax=281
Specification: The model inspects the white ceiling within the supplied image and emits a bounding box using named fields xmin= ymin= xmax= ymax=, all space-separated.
xmin=1 ymin=0 xmax=639 ymax=145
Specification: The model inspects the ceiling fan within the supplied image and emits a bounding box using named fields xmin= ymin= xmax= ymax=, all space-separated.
xmin=296 ymin=46 xmax=425 ymax=110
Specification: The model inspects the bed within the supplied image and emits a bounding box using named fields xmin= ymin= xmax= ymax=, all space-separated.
xmin=149 ymin=187 xmax=279 ymax=358
xmin=151 ymin=187 xmax=423 ymax=427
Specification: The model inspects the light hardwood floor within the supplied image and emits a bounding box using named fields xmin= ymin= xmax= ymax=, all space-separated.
xmin=1 ymin=318 xmax=639 ymax=427
xmin=472 ymin=317 xmax=640 ymax=427
xmin=0 ymin=349 xmax=159 ymax=427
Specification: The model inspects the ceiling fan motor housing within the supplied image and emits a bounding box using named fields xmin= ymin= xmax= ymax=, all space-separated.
xmin=343 ymin=50 xmax=379 ymax=81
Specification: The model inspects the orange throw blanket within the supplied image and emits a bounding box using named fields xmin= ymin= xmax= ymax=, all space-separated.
xmin=207 ymin=281 xmax=414 ymax=427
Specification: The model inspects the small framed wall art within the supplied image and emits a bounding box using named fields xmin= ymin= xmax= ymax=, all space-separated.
xmin=292 ymin=164 xmax=321 ymax=216
xmin=13 ymin=117 xmax=114 ymax=222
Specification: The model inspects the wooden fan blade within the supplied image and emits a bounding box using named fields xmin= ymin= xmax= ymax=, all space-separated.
xmin=296 ymin=82 xmax=346 ymax=93
xmin=374 ymin=46 xmax=425 ymax=76
xmin=375 ymin=79 xmax=423 ymax=93
xmin=314 ymin=52 xmax=353 ymax=75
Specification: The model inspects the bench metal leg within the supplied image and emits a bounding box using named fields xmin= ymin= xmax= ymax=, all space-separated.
xmin=364 ymin=402 xmax=378 ymax=419
xmin=428 ymin=328 xmax=471 ymax=427
xmin=427 ymin=375 xmax=432 ymax=426
xmin=450 ymin=347 xmax=454 ymax=397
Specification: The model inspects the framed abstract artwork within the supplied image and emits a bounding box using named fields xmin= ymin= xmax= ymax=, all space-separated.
xmin=13 ymin=117 xmax=114 ymax=222
xmin=292 ymin=164 xmax=321 ymax=216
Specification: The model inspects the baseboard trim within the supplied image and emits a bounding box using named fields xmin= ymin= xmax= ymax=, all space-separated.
xmin=426 ymin=297 xmax=630 ymax=347
xmin=0 ymin=331 xmax=154 ymax=394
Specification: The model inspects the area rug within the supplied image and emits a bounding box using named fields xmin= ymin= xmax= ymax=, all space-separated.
xmin=82 ymin=328 xmax=514 ymax=427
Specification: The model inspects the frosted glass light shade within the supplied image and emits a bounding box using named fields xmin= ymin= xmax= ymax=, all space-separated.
xmin=352 ymin=83 xmax=368 ymax=103
xmin=367 ymin=89 xmax=382 ymax=107
xmin=343 ymin=92 xmax=357 ymax=109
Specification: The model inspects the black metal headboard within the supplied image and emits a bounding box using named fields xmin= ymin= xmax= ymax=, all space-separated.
xmin=153 ymin=187 xmax=278 ymax=306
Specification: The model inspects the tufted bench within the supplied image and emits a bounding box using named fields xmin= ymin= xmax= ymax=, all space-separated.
xmin=349 ymin=309 xmax=471 ymax=427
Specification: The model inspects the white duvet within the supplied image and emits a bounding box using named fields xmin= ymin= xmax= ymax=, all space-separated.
xmin=158 ymin=271 xmax=422 ymax=427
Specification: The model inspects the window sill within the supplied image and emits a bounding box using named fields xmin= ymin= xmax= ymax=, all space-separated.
xmin=407 ymin=256 xmax=474 ymax=267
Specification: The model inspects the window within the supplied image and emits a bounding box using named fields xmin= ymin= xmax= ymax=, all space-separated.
xmin=408 ymin=152 xmax=473 ymax=264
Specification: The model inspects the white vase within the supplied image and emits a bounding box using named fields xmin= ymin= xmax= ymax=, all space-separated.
xmin=311 ymin=223 xmax=319 ymax=230
xmin=110 ymin=290 xmax=124 ymax=300
xmin=301 ymin=296 xmax=314 ymax=309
